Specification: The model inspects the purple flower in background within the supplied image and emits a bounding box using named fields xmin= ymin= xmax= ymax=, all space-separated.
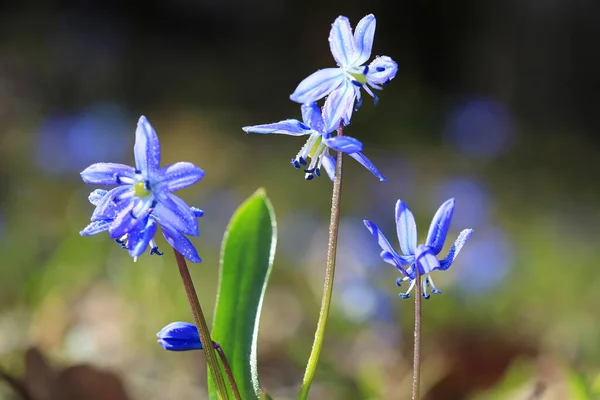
xmin=80 ymin=116 xmax=204 ymax=262
xmin=157 ymin=322 xmax=204 ymax=351
xmin=243 ymin=102 xmax=385 ymax=181
xmin=290 ymin=14 xmax=398 ymax=132
xmin=364 ymin=199 xmax=473 ymax=299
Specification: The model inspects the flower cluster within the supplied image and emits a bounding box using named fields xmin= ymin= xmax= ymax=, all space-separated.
xmin=80 ymin=116 xmax=204 ymax=263
xmin=364 ymin=199 xmax=473 ymax=298
xmin=243 ymin=14 xmax=396 ymax=182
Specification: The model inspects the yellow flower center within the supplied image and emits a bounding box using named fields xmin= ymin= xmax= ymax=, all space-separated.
xmin=134 ymin=181 xmax=152 ymax=198
xmin=308 ymin=135 xmax=323 ymax=158
xmin=349 ymin=72 xmax=367 ymax=85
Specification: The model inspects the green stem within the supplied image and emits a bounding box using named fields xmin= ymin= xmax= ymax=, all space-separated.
xmin=297 ymin=124 xmax=345 ymax=400
xmin=412 ymin=270 xmax=422 ymax=400
xmin=214 ymin=343 xmax=243 ymax=400
xmin=173 ymin=250 xmax=229 ymax=400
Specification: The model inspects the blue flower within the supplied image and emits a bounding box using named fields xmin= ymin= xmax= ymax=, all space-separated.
xmin=157 ymin=322 xmax=204 ymax=351
xmin=242 ymin=102 xmax=385 ymax=181
xmin=81 ymin=189 xmax=204 ymax=262
xmin=364 ymin=199 xmax=473 ymax=299
xmin=80 ymin=116 xmax=205 ymax=262
xmin=290 ymin=14 xmax=398 ymax=132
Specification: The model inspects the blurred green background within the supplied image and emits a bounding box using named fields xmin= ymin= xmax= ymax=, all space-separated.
xmin=1 ymin=0 xmax=599 ymax=399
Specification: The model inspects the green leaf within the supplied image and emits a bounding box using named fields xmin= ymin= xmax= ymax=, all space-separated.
xmin=208 ymin=188 xmax=277 ymax=400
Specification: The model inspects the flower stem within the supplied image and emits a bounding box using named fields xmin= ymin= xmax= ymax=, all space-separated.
xmin=214 ymin=342 xmax=243 ymax=400
xmin=412 ymin=271 xmax=422 ymax=400
xmin=297 ymin=124 xmax=345 ymax=400
xmin=173 ymin=249 xmax=230 ymax=400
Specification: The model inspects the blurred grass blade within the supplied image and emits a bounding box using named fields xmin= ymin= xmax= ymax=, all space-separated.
xmin=208 ymin=188 xmax=277 ymax=400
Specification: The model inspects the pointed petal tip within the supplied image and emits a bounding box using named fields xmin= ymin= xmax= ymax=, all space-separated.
xmin=138 ymin=115 xmax=148 ymax=124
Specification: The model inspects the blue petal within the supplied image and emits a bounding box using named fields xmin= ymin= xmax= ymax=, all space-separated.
xmin=154 ymin=162 xmax=205 ymax=193
xmin=153 ymin=192 xmax=198 ymax=236
xmin=301 ymin=103 xmax=325 ymax=133
xmin=353 ymin=14 xmax=376 ymax=66
xmin=321 ymin=151 xmax=336 ymax=181
xmin=322 ymin=80 xmax=357 ymax=133
xmin=134 ymin=116 xmax=161 ymax=177
xmin=80 ymin=163 xmax=135 ymax=185
xmin=363 ymin=220 xmax=412 ymax=265
xmin=157 ymin=321 xmax=200 ymax=340
xmin=162 ymin=225 xmax=201 ymax=263
xmin=366 ymin=56 xmax=398 ymax=86
xmin=439 ymin=229 xmax=473 ymax=270
xmin=108 ymin=199 xmax=152 ymax=239
xmin=91 ymin=185 xmax=133 ymax=221
xmin=329 ymin=16 xmax=357 ymax=67
xmin=158 ymin=338 xmax=204 ymax=351
xmin=290 ymin=68 xmax=345 ymax=104
xmin=395 ymin=200 xmax=417 ymax=256
xmin=347 ymin=152 xmax=386 ymax=181
xmin=80 ymin=220 xmax=112 ymax=236
xmin=242 ymin=119 xmax=312 ymax=136
xmin=415 ymin=244 xmax=440 ymax=275
xmin=127 ymin=217 xmax=157 ymax=258
xmin=425 ymin=198 xmax=455 ymax=255
xmin=381 ymin=251 xmax=413 ymax=277
xmin=322 ymin=135 xmax=363 ymax=153
xmin=88 ymin=189 xmax=108 ymax=206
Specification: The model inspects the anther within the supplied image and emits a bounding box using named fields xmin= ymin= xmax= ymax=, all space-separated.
xmin=115 ymin=238 xmax=127 ymax=249
xmin=129 ymin=210 xmax=137 ymax=219
xmin=432 ymin=289 xmax=442 ymax=295
xmin=304 ymin=168 xmax=315 ymax=174
xmin=399 ymin=293 xmax=411 ymax=299
xmin=291 ymin=159 xmax=300 ymax=169
xmin=396 ymin=277 xmax=403 ymax=287
xmin=352 ymin=80 xmax=363 ymax=88
xmin=305 ymin=173 xmax=314 ymax=181
xmin=422 ymin=293 xmax=431 ymax=300
xmin=115 ymin=176 xmax=122 ymax=184
xmin=376 ymin=66 xmax=386 ymax=72
xmin=135 ymin=169 xmax=142 ymax=174
xmin=363 ymin=66 xmax=369 ymax=74
xmin=299 ymin=157 xmax=307 ymax=166
xmin=144 ymin=181 xmax=150 ymax=191
xmin=315 ymin=168 xmax=321 ymax=177
xmin=383 ymin=79 xmax=391 ymax=86
xmin=373 ymin=94 xmax=379 ymax=106
xmin=150 ymin=247 xmax=164 ymax=256
xmin=355 ymin=98 xmax=364 ymax=111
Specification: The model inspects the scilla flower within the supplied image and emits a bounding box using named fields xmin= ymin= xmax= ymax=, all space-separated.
xmin=80 ymin=116 xmax=204 ymax=262
xmin=243 ymin=102 xmax=385 ymax=181
xmin=157 ymin=322 xmax=205 ymax=351
xmin=364 ymin=199 xmax=473 ymax=299
xmin=290 ymin=14 xmax=398 ymax=132
xmin=81 ymin=189 xmax=204 ymax=262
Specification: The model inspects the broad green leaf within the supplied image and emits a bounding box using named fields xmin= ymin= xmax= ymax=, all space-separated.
xmin=208 ymin=189 xmax=277 ymax=400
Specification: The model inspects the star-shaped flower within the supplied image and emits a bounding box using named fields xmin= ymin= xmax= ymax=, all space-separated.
xmin=364 ymin=199 xmax=473 ymax=299
xmin=290 ymin=14 xmax=398 ymax=132
xmin=80 ymin=116 xmax=204 ymax=262
xmin=242 ymin=102 xmax=385 ymax=181
xmin=81 ymin=189 xmax=204 ymax=262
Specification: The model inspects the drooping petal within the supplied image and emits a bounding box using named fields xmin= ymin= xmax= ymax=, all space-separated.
xmin=88 ymin=189 xmax=108 ymax=206
xmin=348 ymin=152 xmax=386 ymax=181
xmin=162 ymin=225 xmax=201 ymax=263
xmin=381 ymin=251 xmax=413 ymax=277
xmin=415 ymin=244 xmax=440 ymax=275
xmin=439 ymin=229 xmax=473 ymax=270
xmin=157 ymin=322 xmax=203 ymax=351
xmin=425 ymin=198 xmax=455 ymax=255
xmin=321 ymin=151 xmax=336 ymax=181
xmin=363 ymin=220 xmax=412 ymax=266
xmin=80 ymin=220 xmax=112 ymax=236
xmin=322 ymin=80 xmax=357 ymax=133
xmin=242 ymin=119 xmax=312 ymax=136
xmin=366 ymin=56 xmax=398 ymax=86
xmin=322 ymin=135 xmax=363 ymax=153
xmin=353 ymin=14 xmax=376 ymax=66
xmin=301 ymin=102 xmax=325 ymax=133
xmin=134 ymin=116 xmax=161 ymax=177
xmin=329 ymin=16 xmax=356 ymax=68
xmin=395 ymin=200 xmax=417 ymax=256
xmin=127 ymin=217 xmax=157 ymax=258
xmin=108 ymin=199 xmax=152 ymax=239
xmin=290 ymin=68 xmax=345 ymax=104
xmin=154 ymin=162 xmax=205 ymax=193
xmin=80 ymin=163 xmax=135 ymax=185
xmin=153 ymin=193 xmax=198 ymax=236
xmin=91 ymin=185 xmax=134 ymax=221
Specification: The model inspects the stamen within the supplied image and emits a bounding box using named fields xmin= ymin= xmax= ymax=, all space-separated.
xmin=299 ymin=157 xmax=307 ymax=166
xmin=376 ymin=66 xmax=386 ymax=72
xmin=315 ymin=168 xmax=321 ymax=177
xmin=150 ymin=247 xmax=164 ymax=256
xmin=291 ymin=159 xmax=300 ymax=169
xmin=115 ymin=238 xmax=127 ymax=249
xmin=428 ymin=275 xmax=442 ymax=295
xmin=115 ymin=176 xmax=122 ymax=184
xmin=355 ymin=97 xmax=363 ymax=111
xmin=363 ymin=66 xmax=369 ymax=74
xmin=352 ymin=80 xmax=363 ymax=88
xmin=305 ymin=173 xmax=314 ymax=181
xmin=135 ymin=169 xmax=142 ymax=174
